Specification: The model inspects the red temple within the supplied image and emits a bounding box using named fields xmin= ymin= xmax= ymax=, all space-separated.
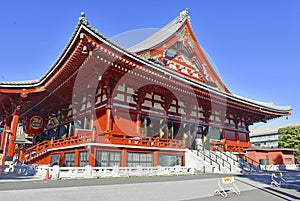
xmin=0 ymin=10 xmax=291 ymax=169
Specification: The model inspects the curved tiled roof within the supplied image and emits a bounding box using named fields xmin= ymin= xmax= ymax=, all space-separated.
xmin=0 ymin=79 xmax=39 ymax=87
xmin=232 ymin=94 xmax=292 ymax=113
xmin=128 ymin=8 xmax=190 ymax=53
xmin=250 ymin=122 xmax=300 ymax=136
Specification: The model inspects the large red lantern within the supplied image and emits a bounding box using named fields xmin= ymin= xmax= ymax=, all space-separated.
xmin=26 ymin=114 xmax=44 ymax=134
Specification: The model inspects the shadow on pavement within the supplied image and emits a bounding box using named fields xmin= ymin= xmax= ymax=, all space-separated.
xmin=238 ymin=170 xmax=300 ymax=200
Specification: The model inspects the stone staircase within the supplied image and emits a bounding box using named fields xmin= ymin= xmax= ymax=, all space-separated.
xmin=186 ymin=147 xmax=261 ymax=174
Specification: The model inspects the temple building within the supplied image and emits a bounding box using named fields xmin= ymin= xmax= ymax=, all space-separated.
xmin=0 ymin=10 xmax=292 ymax=168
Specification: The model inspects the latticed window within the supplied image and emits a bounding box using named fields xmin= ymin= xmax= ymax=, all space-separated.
xmin=142 ymin=115 xmax=166 ymax=138
xmin=127 ymin=152 xmax=153 ymax=167
xmin=64 ymin=152 xmax=75 ymax=167
xmin=158 ymin=154 xmax=182 ymax=166
xmin=50 ymin=154 xmax=61 ymax=166
xmin=95 ymin=151 xmax=121 ymax=167
xmin=238 ymin=132 xmax=247 ymax=142
xmin=78 ymin=151 xmax=89 ymax=167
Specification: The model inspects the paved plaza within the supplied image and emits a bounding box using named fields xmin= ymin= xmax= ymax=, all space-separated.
xmin=1 ymin=171 xmax=300 ymax=201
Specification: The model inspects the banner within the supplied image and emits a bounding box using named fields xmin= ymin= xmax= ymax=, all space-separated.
xmin=26 ymin=114 xmax=44 ymax=134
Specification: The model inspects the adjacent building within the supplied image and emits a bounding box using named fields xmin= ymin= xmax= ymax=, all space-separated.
xmin=248 ymin=122 xmax=300 ymax=165
xmin=250 ymin=122 xmax=300 ymax=148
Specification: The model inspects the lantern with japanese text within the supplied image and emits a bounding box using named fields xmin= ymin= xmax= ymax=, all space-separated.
xmin=26 ymin=114 xmax=44 ymax=134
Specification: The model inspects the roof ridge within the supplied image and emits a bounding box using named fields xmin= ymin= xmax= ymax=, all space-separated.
xmin=128 ymin=8 xmax=190 ymax=53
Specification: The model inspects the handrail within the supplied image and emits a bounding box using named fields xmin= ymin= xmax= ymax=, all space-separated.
xmin=196 ymin=144 xmax=232 ymax=172
xmin=106 ymin=133 xmax=186 ymax=149
xmin=23 ymin=136 xmax=87 ymax=162
xmin=194 ymin=142 xmax=262 ymax=173
xmin=212 ymin=148 xmax=261 ymax=172
xmin=195 ymin=150 xmax=221 ymax=171
xmin=218 ymin=150 xmax=239 ymax=166
xmin=243 ymin=155 xmax=260 ymax=166
xmin=238 ymin=155 xmax=261 ymax=172
xmin=23 ymin=132 xmax=186 ymax=163
xmin=210 ymin=151 xmax=232 ymax=172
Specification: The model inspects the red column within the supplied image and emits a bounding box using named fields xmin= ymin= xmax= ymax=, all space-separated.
xmin=7 ymin=105 xmax=21 ymax=158
xmin=135 ymin=91 xmax=145 ymax=136
xmin=0 ymin=125 xmax=7 ymax=151
xmin=74 ymin=149 xmax=79 ymax=167
xmin=90 ymin=113 xmax=96 ymax=142
xmin=235 ymin=131 xmax=240 ymax=145
xmin=105 ymin=103 xmax=112 ymax=132
xmin=136 ymin=102 xmax=142 ymax=135
xmin=88 ymin=147 xmax=96 ymax=167
xmin=246 ymin=132 xmax=250 ymax=147
xmin=104 ymin=79 xmax=113 ymax=133
xmin=121 ymin=149 xmax=127 ymax=167
xmin=1 ymin=125 xmax=10 ymax=165
xmin=182 ymin=152 xmax=185 ymax=166
xmin=162 ymin=97 xmax=172 ymax=139
xmin=153 ymin=151 xmax=158 ymax=166
xmin=60 ymin=151 xmax=65 ymax=166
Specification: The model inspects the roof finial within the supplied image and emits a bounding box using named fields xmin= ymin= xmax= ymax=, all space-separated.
xmin=79 ymin=12 xmax=89 ymax=25
xmin=184 ymin=8 xmax=188 ymax=14
xmin=178 ymin=8 xmax=190 ymax=23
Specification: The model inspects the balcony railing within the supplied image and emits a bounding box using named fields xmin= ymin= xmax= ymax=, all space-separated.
xmin=22 ymin=131 xmax=186 ymax=163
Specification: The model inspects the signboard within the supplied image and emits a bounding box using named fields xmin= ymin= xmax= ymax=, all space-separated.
xmin=26 ymin=114 xmax=44 ymax=134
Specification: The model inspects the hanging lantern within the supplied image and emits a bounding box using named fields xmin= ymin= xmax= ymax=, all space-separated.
xmin=25 ymin=114 xmax=44 ymax=134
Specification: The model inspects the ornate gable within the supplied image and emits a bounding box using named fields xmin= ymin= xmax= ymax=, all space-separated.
xmin=131 ymin=9 xmax=229 ymax=92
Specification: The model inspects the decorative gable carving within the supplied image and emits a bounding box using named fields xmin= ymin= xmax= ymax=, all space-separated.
xmin=136 ymin=23 xmax=227 ymax=92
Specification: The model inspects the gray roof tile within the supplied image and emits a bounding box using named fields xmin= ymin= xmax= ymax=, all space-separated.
xmin=128 ymin=9 xmax=189 ymax=53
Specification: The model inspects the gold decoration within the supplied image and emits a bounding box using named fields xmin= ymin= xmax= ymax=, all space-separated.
xmin=35 ymin=86 xmax=45 ymax=92
xmin=139 ymin=51 xmax=151 ymax=60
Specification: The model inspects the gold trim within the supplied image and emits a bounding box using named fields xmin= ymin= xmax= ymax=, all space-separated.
xmin=35 ymin=86 xmax=45 ymax=92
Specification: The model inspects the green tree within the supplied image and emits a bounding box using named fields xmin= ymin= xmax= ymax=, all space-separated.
xmin=278 ymin=126 xmax=300 ymax=163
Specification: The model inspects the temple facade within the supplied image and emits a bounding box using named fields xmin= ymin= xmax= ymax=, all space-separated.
xmin=0 ymin=10 xmax=291 ymax=168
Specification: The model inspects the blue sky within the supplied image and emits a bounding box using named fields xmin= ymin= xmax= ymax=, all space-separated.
xmin=1 ymin=1 xmax=299 ymax=129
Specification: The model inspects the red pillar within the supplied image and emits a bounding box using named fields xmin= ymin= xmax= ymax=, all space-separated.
xmin=7 ymin=105 xmax=21 ymax=158
xmin=104 ymin=79 xmax=113 ymax=133
xmin=105 ymin=103 xmax=112 ymax=132
xmin=0 ymin=125 xmax=9 ymax=166
xmin=235 ymin=131 xmax=240 ymax=145
xmin=90 ymin=113 xmax=96 ymax=142
xmin=136 ymin=103 xmax=141 ymax=135
xmin=246 ymin=132 xmax=250 ymax=147
xmin=88 ymin=147 xmax=96 ymax=167
xmin=135 ymin=91 xmax=146 ymax=136
xmin=182 ymin=152 xmax=185 ymax=166
xmin=74 ymin=149 xmax=79 ymax=167
xmin=0 ymin=125 xmax=8 ymax=151
xmin=121 ymin=149 xmax=127 ymax=167
xmin=60 ymin=151 xmax=65 ymax=166
xmin=153 ymin=151 xmax=158 ymax=166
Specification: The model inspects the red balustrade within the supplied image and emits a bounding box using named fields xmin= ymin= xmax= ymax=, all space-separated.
xmin=23 ymin=131 xmax=186 ymax=163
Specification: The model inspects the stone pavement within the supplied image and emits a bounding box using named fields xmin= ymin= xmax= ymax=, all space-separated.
xmin=1 ymin=172 xmax=300 ymax=201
